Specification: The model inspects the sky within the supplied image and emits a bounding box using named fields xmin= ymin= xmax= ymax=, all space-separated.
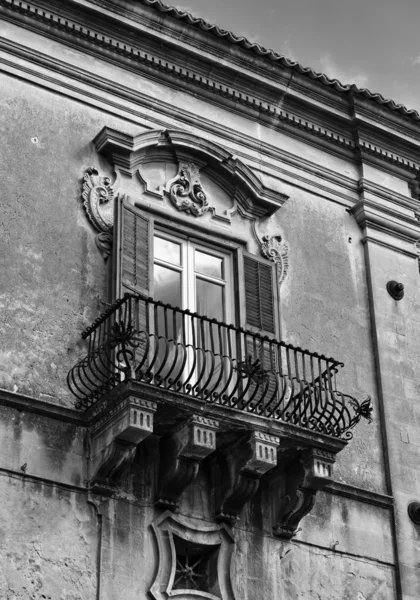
xmin=174 ymin=0 xmax=420 ymax=114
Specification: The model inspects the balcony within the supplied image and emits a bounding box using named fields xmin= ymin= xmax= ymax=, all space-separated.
xmin=68 ymin=293 xmax=366 ymax=440
xmin=67 ymin=294 xmax=371 ymax=535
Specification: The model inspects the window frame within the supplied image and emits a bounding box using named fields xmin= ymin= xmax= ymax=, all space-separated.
xmin=153 ymin=227 xmax=235 ymax=328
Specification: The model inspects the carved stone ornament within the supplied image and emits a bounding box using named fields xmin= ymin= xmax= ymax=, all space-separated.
xmin=156 ymin=415 xmax=220 ymax=509
xmin=166 ymin=162 xmax=212 ymax=217
xmin=150 ymin=511 xmax=237 ymax=600
xmin=95 ymin=231 xmax=113 ymax=261
xmin=261 ymin=234 xmax=289 ymax=285
xmin=409 ymin=176 xmax=420 ymax=200
xmin=88 ymin=395 xmax=157 ymax=495
xmin=212 ymin=431 xmax=280 ymax=524
xmin=272 ymin=448 xmax=335 ymax=539
xmin=82 ymin=166 xmax=115 ymax=232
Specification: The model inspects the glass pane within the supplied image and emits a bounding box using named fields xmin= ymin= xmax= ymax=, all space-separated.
xmin=196 ymin=278 xmax=224 ymax=321
xmin=195 ymin=250 xmax=223 ymax=279
xmin=154 ymin=236 xmax=181 ymax=265
xmin=195 ymin=279 xmax=227 ymax=396
xmin=154 ymin=264 xmax=181 ymax=307
xmin=153 ymin=264 xmax=184 ymax=384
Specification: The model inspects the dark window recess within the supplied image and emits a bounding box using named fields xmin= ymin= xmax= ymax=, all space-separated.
xmin=244 ymin=253 xmax=276 ymax=334
xmin=172 ymin=535 xmax=220 ymax=594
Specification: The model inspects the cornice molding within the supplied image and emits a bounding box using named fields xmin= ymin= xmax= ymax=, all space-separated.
xmin=361 ymin=236 xmax=420 ymax=258
xmin=324 ymin=481 xmax=394 ymax=509
xmin=0 ymin=388 xmax=85 ymax=424
xmin=2 ymin=0 xmax=420 ymax=176
xmin=357 ymin=178 xmax=420 ymax=212
xmin=350 ymin=198 xmax=420 ymax=246
xmin=357 ymin=140 xmax=420 ymax=175
xmin=1 ymin=37 xmax=362 ymax=209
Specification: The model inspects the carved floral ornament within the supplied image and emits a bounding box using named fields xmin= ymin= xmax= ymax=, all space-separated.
xmin=166 ymin=161 xmax=212 ymax=217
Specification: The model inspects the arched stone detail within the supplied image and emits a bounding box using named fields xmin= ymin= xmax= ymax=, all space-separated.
xmin=150 ymin=511 xmax=237 ymax=600
xmin=90 ymin=127 xmax=288 ymax=224
xmin=82 ymin=128 xmax=289 ymax=261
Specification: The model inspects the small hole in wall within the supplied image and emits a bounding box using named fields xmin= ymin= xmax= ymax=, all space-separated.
xmin=31 ymin=137 xmax=39 ymax=144
xmin=348 ymin=236 xmax=352 ymax=243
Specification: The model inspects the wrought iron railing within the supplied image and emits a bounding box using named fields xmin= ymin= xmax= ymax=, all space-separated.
xmin=67 ymin=294 xmax=371 ymax=439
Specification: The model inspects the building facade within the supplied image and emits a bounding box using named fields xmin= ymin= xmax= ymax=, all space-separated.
xmin=1 ymin=1 xmax=420 ymax=598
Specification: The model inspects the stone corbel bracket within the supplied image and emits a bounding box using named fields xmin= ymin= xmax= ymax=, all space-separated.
xmin=272 ymin=448 xmax=335 ymax=539
xmin=156 ymin=415 xmax=220 ymax=509
xmin=213 ymin=431 xmax=280 ymax=524
xmin=88 ymin=395 xmax=157 ymax=496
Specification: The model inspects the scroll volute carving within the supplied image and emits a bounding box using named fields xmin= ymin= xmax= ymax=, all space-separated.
xmin=82 ymin=167 xmax=115 ymax=261
xmin=272 ymin=448 xmax=335 ymax=539
xmin=260 ymin=234 xmax=289 ymax=286
xmin=165 ymin=161 xmax=212 ymax=217
xmin=88 ymin=396 xmax=157 ymax=496
xmin=82 ymin=167 xmax=115 ymax=232
xmin=212 ymin=431 xmax=280 ymax=524
xmin=156 ymin=416 xmax=220 ymax=509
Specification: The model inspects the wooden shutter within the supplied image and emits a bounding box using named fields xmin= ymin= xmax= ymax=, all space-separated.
xmin=243 ymin=251 xmax=278 ymax=335
xmin=113 ymin=196 xmax=153 ymax=301
xmin=240 ymin=251 xmax=279 ymax=413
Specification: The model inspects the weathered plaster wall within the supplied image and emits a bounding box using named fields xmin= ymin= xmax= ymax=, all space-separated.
xmin=0 ymin=404 xmax=397 ymax=600
xmin=0 ymin=403 xmax=84 ymax=486
xmin=0 ymin=475 xmax=97 ymax=600
xmin=0 ymin=72 xmax=147 ymax=405
xmin=273 ymin=190 xmax=385 ymax=492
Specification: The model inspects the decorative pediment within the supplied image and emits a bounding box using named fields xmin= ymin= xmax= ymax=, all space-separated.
xmin=91 ymin=127 xmax=288 ymax=223
xmin=82 ymin=127 xmax=290 ymax=269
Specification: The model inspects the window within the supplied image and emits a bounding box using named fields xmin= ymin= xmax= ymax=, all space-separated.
xmin=112 ymin=197 xmax=279 ymax=400
xmin=113 ymin=198 xmax=278 ymax=333
xmin=153 ymin=232 xmax=233 ymax=324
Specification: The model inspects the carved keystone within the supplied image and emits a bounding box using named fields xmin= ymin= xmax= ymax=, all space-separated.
xmin=273 ymin=448 xmax=335 ymax=539
xmin=213 ymin=431 xmax=280 ymax=525
xmin=88 ymin=396 xmax=157 ymax=495
xmin=156 ymin=416 xmax=219 ymax=509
